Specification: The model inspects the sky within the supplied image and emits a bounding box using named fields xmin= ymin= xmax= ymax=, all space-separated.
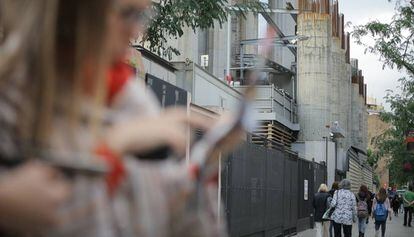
xmin=339 ymin=0 xmax=407 ymax=110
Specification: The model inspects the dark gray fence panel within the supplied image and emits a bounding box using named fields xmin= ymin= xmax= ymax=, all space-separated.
xmin=264 ymin=148 xmax=285 ymax=236
xmin=283 ymin=154 xmax=298 ymax=233
xmin=314 ymin=162 xmax=327 ymax=192
xmin=297 ymin=159 xmax=314 ymax=232
xmin=222 ymin=142 xmax=326 ymax=237
xmin=227 ymin=143 xmax=267 ymax=237
xmin=289 ymin=155 xmax=299 ymax=232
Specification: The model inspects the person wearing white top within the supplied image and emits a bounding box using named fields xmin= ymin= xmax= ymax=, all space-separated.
xmin=330 ymin=179 xmax=357 ymax=237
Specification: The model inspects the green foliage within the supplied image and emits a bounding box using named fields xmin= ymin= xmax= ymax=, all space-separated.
xmin=367 ymin=148 xmax=379 ymax=167
xmin=141 ymin=0 xmax=269 ymax=59
xmin=353 ymin=0 xmax=414 ymax=185
xmin=352 ymin=0 xmax=414 ymax=75
xmin=371 ymin=78 xmax=414 ymax=185
xmin=373 ymin=174 xmax=381 ymax=188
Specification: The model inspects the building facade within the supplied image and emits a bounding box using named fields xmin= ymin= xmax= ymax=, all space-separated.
xmin=367 ymin=98 xmax=390 ymax=190
xmin=293 ymin=0 xmax=372 ymax=189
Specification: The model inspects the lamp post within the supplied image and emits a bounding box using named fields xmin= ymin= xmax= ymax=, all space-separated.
xmin=322 ymin=125 xmax=331 ymax=183
xmin=322 ymin=136 xmax=328 ymax=183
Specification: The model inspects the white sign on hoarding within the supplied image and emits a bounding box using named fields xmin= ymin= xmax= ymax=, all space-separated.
xmin=304 ymin=180 xmax=309 ymax=200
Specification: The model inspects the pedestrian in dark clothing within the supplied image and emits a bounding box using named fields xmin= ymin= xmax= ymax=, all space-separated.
xmin=391 ymin=195 xmax=401 ymax=217
xmin=356 ymin=185 xmax=370 ymax=237
xmin=366 ymin=190 xmax=374 ymax=224
xmin=313 ymin=184 xmax=330 ymax=237
xmin=329 ymin=182 xmax=340 ymax=197
xmin=328 ymin=182 xmax=340 ymax=237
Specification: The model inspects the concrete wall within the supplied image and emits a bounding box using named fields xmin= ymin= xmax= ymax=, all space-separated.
xmin=170 ymin=2 xmax=258 ymax=81
xmin=330 ymin=38 xmax=341 ymax=127
xmin=340 ymin=63 xmax=352 ymax=151
xmin=141 ymin=57 xmax=177 ymax=85
xmin=350 ymin=82 xmax=367 ymax=151
xmin=297 ymin=13 xmax=332 ymax=141
xmin=169 ymin=27 xmax=200 ymax=64
xmin=173 ymin=62 xmax=242 ymax=112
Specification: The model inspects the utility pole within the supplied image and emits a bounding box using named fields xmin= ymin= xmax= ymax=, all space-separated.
xmin=324 ymin=125 xmax=330 ymax=184
xmin=323 ymin=136 xmax=328 ymax=183
xmin=226 ymin=0 xmax=231 ymax=82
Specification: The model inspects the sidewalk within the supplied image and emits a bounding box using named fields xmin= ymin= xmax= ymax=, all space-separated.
xmin=296 ymin=213 xmax=413 ymax=236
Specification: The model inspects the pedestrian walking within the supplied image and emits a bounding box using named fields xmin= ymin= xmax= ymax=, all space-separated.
xmin=356 ymin=185 xmax=370 ymax=237
xmin=331 ymin=179 xmax=357 ymax=237
xmin=391 ymin=195 xmax=401 ymax=217
xmin=328 ymin=182 xmax=340 ymax=237
xmin=372 ymin=188 xmax=392 ymax=237
xmin=403 ymin=183 xmax=414 ymax=227
xmin=366 ymin=189 xmax=374 ymax=224
xmin=313 ymin=184 xmax=331 ymax=237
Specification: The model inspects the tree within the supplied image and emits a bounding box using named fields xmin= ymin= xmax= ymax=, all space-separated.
xmin=353 ymin=0 xmax=414 ymax=75
xmin=142 ymin=0 xmax=269 ymax=59
xmin=367 ymin=148 xmax=379 ymax=167
xmin=373 ymin=78 xmax=414 ymax=185
xmin=352 ymin=0 xmax=414 ymax=185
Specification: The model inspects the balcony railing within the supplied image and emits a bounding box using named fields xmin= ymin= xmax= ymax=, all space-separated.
xmin=234 ymin=85 xmax=298 ymax=129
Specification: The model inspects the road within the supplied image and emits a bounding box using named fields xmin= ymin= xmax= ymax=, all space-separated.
xmin=296 ymin=212 xmax=413 ymax=236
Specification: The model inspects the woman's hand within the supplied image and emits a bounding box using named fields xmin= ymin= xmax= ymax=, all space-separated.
xmin=106 ymin=108 xmax=213 ymax=157
xmin=0 ymin=162 xmax=71 ymax=234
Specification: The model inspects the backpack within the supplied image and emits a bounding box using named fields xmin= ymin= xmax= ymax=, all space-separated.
xmin=357 ymin=196 xmax=369 ymax=218
xmin=374 ymin=201 xmax=387 ymax=222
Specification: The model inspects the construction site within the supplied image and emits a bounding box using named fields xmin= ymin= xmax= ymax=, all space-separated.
xmin=130 ymin=0 xmax=374 ymax=236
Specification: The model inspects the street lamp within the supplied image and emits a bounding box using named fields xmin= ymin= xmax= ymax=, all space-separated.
xmin=322 ymin=125 xmax=332 ymax=183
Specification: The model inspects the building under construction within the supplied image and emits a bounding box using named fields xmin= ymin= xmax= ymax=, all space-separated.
xmin=131 ymin=0 xmax=375 ymax=235
xmin=148 ymin=0 xmax=373 ymax=190
xmin=293 ymin=0 xmax=371 ymax=192
xmin=169 ymin=0 xmax=300 ymax=150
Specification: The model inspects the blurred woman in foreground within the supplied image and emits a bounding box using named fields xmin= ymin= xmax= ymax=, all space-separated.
xmin=0 ymin=0 xmax=226 ymax=236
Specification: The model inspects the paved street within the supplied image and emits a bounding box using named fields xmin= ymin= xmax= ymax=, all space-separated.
xmin=296 ymin=213 xmax=413 ymax=237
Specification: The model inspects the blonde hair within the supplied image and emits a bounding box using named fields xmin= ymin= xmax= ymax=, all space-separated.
xmin=318 ymin=184 xmax=328 ymax=193
xmin=0 ymin=0 xmax=112 ymax=154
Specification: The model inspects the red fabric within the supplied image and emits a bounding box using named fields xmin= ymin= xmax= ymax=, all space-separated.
xmin=188 ymin=164 xmax=218 ymax=185
xmin=189 ymin=164 xmax=200 ymax=180
xmin=405 ymin=137 xmax=414 ymax=144
xmin=95 ymin=144 xmax=126 ymax=195
xmin=106 ymin=62 xmax=134 ymax=105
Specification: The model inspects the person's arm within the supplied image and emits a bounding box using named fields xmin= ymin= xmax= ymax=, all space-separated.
xmin=372 ymin=198 xmax=377 ymax=218
xmin=403 ymin=195 xmax=409 ymax=204
xmin=331 ymin=191 xmax=338 ymax=207
xmin=327 ymin=196 xmax=333 ymax=208
xmin=352 ymin=194 xmax=357 ymax=222
xmin=107 ymin=108 xmax=213 ymax=157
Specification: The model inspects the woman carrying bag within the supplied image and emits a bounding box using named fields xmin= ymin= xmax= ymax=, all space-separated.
xmin=313 ymin=184 xmax=331 ymax=237
xmin=372 ymin=188 xmax=392 ymax=237
xmin=330 ymin=179 xmax=357 ymax=237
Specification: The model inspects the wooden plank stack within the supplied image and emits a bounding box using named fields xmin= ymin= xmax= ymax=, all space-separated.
xmin=252 ymin=121 xmax=296 ymax=149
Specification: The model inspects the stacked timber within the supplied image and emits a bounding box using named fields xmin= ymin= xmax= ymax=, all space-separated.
xmin=252 ymin=121 xmax=295 ymax=149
